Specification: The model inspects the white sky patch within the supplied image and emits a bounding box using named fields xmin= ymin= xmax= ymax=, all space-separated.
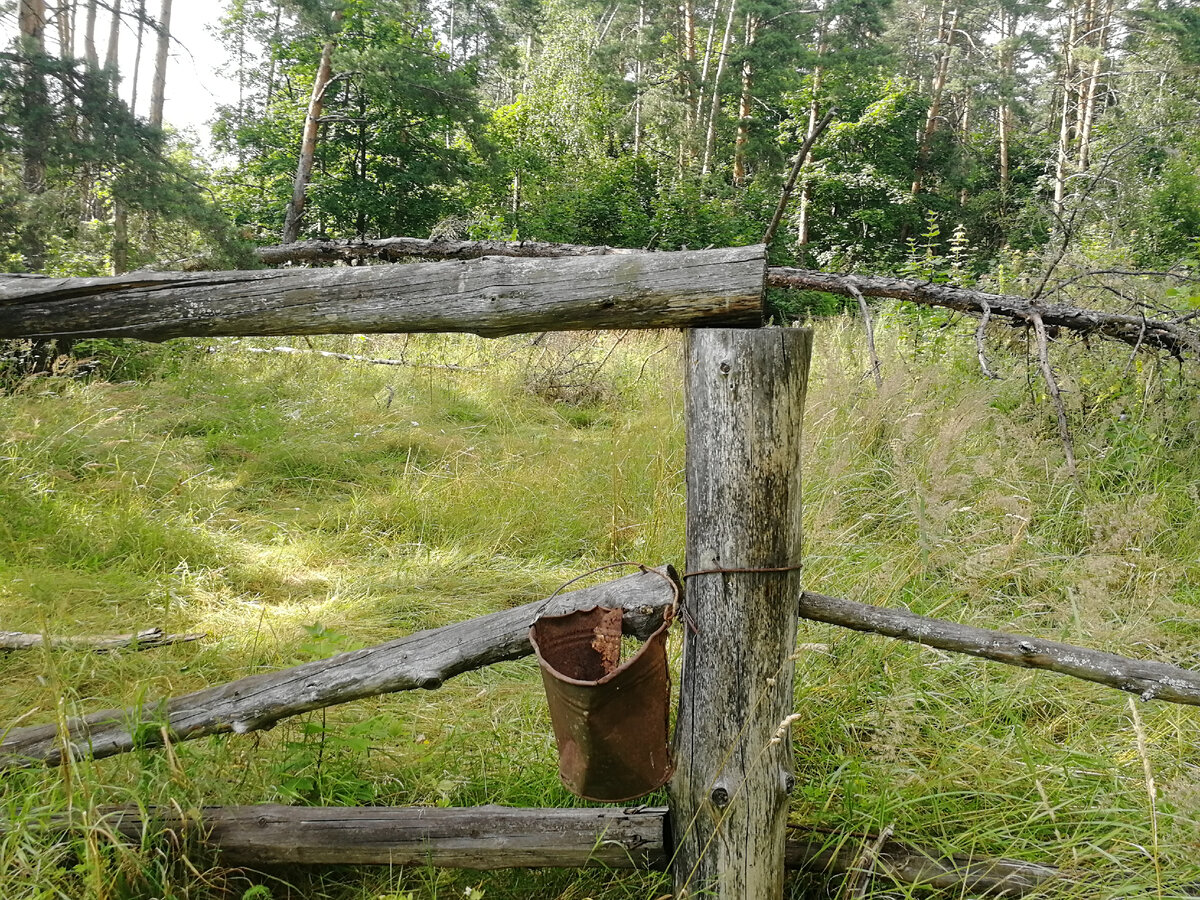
xmin=1 ymin=4 xmax=239 ymax=149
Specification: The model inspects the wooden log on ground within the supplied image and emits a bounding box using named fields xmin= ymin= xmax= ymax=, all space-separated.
xmin=0 ymin=567 xmax=677 ymax=770
xmin=20 ymin=805 xmax=1060 ymax=895
xmin=0 ymin=627 xmax=205 ymax=652
xmin=798 ymin=591 xmax=1200 ymax=706
xmin=0 ymin=248 xmax=765 ymax=342
xmin=672 ymin=328 xmax=813 ymax=899
xmin=768 ymin=267 xmax=1200 ymax=358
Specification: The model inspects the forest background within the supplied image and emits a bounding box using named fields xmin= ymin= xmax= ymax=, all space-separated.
xmin=2 ymin=0 xmax=1199 ymax=293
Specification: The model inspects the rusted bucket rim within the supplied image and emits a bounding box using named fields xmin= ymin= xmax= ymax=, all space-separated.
xmin=530 ymin=606 xmax=674 ymax=686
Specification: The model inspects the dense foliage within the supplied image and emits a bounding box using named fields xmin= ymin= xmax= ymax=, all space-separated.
xmin=3 ymin=0 xmax=1199 ymax=287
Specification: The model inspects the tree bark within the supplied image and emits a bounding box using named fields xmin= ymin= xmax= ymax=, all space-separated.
xmin=0 ymin=567 xmax=677 ymax=769
xmin=83 ymin=0 xmax=98 ymax=67
xmin=672 ymin=328 xmax=812 ymax=899
xmin=129 ymin=0 xmax=146 ymax=114
xmin=18 ymin=0 xmax=49 ymax=270
xmin=149 ymin=0 xmax=172 ymax=128
xmin=281 ymin=9 xmax=345 ymax=243
xmin=104 ymin=0 xmax=121 ymax=85
xmin=798 ymin=591 xmax=1200 ymax=707
xmin=731 ymin=16 xmax=756 ymax=185
xmin=911 ymin=4 xmax=959 ymax=197
xmin=0 ymin=246 xmax=766 ymax=341
xmin=1052 ymin=4 xmax=1077 ymax=218
xmin=0 ymin=627 xmax=204 ymax=652
xmin=18 ymin=805 xmax=1062 ymax=893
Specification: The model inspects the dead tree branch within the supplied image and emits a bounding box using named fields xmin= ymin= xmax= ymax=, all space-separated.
xmin=768 ymin=268 xmax=1199 ymax=359
xmin=240 ymin=345 xmax=479 ymax=371
xmin=798 ymin=591 xmax=1200 ymax=707
xmin=1030 ymin=311 xmax=1078 ymax=481
xmin=763 ymin=108 xmax=837 ymax=248
xmin=846 ymin=281 xmax=882 ymax=387
xmin=0 ymin=628 xmax=205 ymax=652
xmin=976 ymin=300 xmax=999 ymax=379
xmin=0 ymin=568 xmax=677 ymax=770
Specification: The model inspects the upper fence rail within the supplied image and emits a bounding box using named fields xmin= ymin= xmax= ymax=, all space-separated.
xmin=0 ymin=246 xmax=765 ymax=342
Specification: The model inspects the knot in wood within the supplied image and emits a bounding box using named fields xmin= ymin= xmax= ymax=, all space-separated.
xmin=710 ymin=785 xmax=730 ymax=809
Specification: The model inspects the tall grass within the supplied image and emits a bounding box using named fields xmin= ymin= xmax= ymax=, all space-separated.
xmin=1 ymin=316 xmax=1198 ymax=898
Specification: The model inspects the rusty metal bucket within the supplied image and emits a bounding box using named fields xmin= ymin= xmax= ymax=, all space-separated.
xmin=530 ymin=606 xmax=674 ymax=802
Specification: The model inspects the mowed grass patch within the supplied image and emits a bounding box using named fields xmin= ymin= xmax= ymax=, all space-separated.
xmin=2 ymin=322 xmax=1200 ymax=898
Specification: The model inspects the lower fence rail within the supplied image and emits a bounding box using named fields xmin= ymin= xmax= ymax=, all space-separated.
xmin=12 ymin=805 xmax=1062 ymax=896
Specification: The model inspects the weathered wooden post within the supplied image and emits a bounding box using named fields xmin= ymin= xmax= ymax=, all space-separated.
xmin=671 ymin=327 xmax=812 ymax=899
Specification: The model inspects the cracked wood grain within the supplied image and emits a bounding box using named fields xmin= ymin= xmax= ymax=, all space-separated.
xmin=0 ymin=248 xmax=765 ymax=341
xmin=672 ymin=328 xmax=813 ymax=900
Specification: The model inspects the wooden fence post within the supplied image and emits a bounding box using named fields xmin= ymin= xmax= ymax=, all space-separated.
xmin=672 ymin=327 xmax=812 ymax=899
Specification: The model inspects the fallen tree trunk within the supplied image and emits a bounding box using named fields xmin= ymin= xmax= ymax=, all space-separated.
xmin=0 ymin=248 xmax=764 ymax=341
xmin=0 ymin=627 xmax=205 ymax=652
xmin=768 ymin=268 xmax=1199 ymax=358
xmin=246 ymin=238 xmax=1197 ymax=358
xmin=26 ymin=805 xmax=1060 ymax=895
xmin=799 ymin=591 xmax=1200 ymax=706
xmin=0 ymin=567 xmax=677 ymax=770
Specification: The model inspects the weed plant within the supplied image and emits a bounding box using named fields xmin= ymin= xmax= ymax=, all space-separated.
xmin=0 ymin=319 xmax=1198 ymax=898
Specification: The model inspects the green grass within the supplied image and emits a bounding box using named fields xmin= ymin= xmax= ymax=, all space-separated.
xmin=2 ymin=319 xmax=1200 ymax=898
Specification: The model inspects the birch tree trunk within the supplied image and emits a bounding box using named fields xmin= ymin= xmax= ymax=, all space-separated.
xmin=795 ymin=22 xmax=826 ymax=259
xmin=129 ymin=0 xmax=146 ymax=114
xmin=1076 ymin=0 xmax=1114 ymax=172
xmin=1052 ymin=4 xmax=1078 ymax=218
xmin=997 ymin=8 xmax=1014 ymax=192
xmin=281 ymin=9 xmax=345 ymax=244
xmin=694 ymin=0 xmax=721 ymax=150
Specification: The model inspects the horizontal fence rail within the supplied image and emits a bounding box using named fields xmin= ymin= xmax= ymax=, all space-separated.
xmin=0 ymin=568 xmax=676 ymax=769
xmin=10 ymin=805 xmax=1061 ymax=895
xmin=0 ymin=247 xmax=765 ymax=341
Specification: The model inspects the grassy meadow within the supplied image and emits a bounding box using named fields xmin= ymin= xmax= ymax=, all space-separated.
xmin=1 ymin=316 xmax=1199 ymax=899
